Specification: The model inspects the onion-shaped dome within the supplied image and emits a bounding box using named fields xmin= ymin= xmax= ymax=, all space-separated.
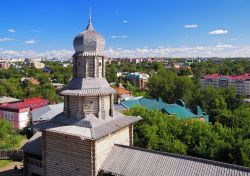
xmin=73 ymin=19 xmax=105 ymax=56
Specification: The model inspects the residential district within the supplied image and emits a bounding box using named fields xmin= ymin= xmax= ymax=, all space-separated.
xmin=0 ymin=16 xmax=250 ymax=176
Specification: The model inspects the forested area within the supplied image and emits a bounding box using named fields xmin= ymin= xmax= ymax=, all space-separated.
xmin=0 ymin=62 xmax=72 ymax=103
xmin=125 ymin=107 xmax=250 ymax=167
xmin=0 ymin=59 xmax=249 ymax=167
xmin=191 ymin=59 xmax=250 ymax=77
xmin=108 ymin=59 xmax=250 ymax=167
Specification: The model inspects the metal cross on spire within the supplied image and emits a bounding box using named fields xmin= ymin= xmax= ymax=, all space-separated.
xmin=89 ymin=6 xmax=92 ymax=23
xmin=86 ymin=5 xmax=94 ymax=30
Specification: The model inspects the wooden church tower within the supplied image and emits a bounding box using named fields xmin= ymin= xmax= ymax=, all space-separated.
xmin=22 ymin=13 xmax=141 ymax=176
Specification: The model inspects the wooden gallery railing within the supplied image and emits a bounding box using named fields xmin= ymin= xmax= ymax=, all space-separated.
xmin=0 ymin=149 xmax=23 ymax=160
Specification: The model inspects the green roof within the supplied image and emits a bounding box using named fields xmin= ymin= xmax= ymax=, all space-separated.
xmin=165 ymin=104 xmax=197 ymax=118
xmin=122 ymin=97 xmax=209 ymax=122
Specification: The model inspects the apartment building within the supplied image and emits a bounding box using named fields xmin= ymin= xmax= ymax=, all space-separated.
xmin=201 ymin=73 xmax=250 ymax=96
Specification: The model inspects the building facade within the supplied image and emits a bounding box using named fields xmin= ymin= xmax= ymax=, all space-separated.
xmin=0 ymin=98 xmax=49 ymax=129
xmin=126 ymin=72 xmax=149 ymax=89
xmin=201 ymin=73 xmax=250 ymax=96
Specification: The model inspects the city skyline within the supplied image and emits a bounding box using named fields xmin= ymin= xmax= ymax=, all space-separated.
xmin=0 ymin=0 xmax=250 ymax=58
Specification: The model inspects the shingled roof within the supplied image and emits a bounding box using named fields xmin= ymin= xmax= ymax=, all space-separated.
xmin=61 ymin=77 xmax=116 ymax=96
xmin=100 ymin=144 xmax=250 ymax=176
xmin=23 ymin=112 xmax=142 ymax=156
xmin=22 ymin=132 xmax=42 ymax=156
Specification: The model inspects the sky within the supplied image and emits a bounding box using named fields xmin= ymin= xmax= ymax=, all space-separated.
xmin=0 ymin=0 xmax=250 ymax=58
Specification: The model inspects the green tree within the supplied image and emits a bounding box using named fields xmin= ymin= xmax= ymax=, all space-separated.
xmin=0 ymin=119 xmax=23 ymax=149
xmin=124 ymin=107 xmax=250 ymax=167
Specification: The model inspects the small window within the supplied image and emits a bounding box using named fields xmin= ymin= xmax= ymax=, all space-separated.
xmin=99 ymin=62 xmax=102 ymax=66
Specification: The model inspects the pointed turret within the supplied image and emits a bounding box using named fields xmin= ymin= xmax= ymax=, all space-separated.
xmin=61 ymin=16 xmax=115 ymax=120
xmin=86 ymin=7 xmax=94 ymax=31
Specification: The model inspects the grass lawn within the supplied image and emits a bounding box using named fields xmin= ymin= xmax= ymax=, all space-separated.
xmin=0 ymin=160 xmax=11 ymax=168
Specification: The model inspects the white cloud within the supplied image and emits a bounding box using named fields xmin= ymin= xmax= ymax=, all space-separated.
xmin=1 ymin=45 xmax=250 ymax=59
xmin=123 ymin=20 xmax=128 ymax=23
xmin=216 ymin=44 xmax=233 ymax=48
xmin=8 ymin=29 xmax=16 ymax=33
xmin=25 ymin=40 xmax=36 ymax=44
xmin=184 ymin=24 xmax=198 ymax=29
xmin=230 ymin=38 xmax=238 ymax=41
xmin=0 ymin=38 xmax=14 ymax=42
xmin=209 ymin=29 xmax=228 ymax=35
xmin=112 ymin=35 xmax=128 ymax=39
xmin=104 ymin=45 xmax=250 ymax=58
xmin=0 ymin=49 xmax=74 ymax=59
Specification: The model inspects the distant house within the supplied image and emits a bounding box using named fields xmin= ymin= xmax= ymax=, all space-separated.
xmin=42 ymin=67 xmax=53 ymax=74
xmin=126 ymin=72 xmax=149 ymax=90
xmin=21 ymin=77 xmax=40 ymax=85
xmin=31 ymin=60 xmax=45 ymax=69
xmin=0 ymin=96 xmax=20 ymax=104
xmin=63 ymin=63 xmax=70 ymax=68
xmin=116 ymin=72 xmax=123 ymax=77
xmin=24 ymin=58 xmax=45 ymax=69
xmin=0 ymin=98 xmax=49 ymax=129
xmin=122 ymin=97 xmax=209 ymax=122
xmin=0 ymin=61 xmax=11 ymax=69
xmin=113 ymin=83 xmax=132 ymax=103
xmin=52 ymin=83 xmax=65 ymax=90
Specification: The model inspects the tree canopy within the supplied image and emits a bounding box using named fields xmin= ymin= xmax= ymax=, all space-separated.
xmin=125 ymin=107 xmax=250 ymax=167
xmin=0 ymin=119 xmax=24 ymax=149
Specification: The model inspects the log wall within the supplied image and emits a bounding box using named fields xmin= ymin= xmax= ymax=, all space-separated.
xmin=100 ymin=95 xmax=110 ymax=119
xmin=43 ymin=131 xmax=94 ymax=176
xmin=67 ymin=96 xmax=99 ymax=119
xmin=94 ymin=127 xmax=130 ymax=175
xmin=73 ymin=56 xmax=104 ymax=79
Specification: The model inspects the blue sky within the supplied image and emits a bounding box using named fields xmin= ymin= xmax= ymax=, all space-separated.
xmin=0 ymin=0 xmax=250 ymax=58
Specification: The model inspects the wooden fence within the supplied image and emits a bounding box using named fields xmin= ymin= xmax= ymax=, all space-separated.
xmin=0 ymin=149 xmax=23 ymax=160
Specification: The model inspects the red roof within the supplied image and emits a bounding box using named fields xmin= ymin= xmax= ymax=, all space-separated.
xmin=203 ymin=73 xmax=250 ymax=81
xmin=0 ymin=98 xmax=49 ymax=111
xmin=113 ymin=87 xmax=131 ymax=95
xmin=202 ymin=74 xmax=221 ymax=79
xmin=228 ymin=73 xmax=250 ymax=81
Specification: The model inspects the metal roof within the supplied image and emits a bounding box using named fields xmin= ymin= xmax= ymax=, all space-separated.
xmin=121 ymin=97 xmax=207 ymax=120
xmin=0 ymin=98 xmax=49 ymax=111
xmin=100 ymin=144 xmax=250 ymax=176
xmin=30 ymin=103 xmax=64 ymax=122
xmin=0 ymin=96 xmax=20 ymax=104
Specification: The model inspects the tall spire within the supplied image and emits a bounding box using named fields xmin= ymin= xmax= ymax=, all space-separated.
xmin=86 ymin=6 xmax=94 ymax=31
xmin=89 ymin=6 xmax=92 ymax=23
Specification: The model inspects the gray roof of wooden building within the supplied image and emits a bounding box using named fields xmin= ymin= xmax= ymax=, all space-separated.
xmin=61 ymin=77 xmax=116 ymax=96
xmin=46 ymin=112 xmax=141 ymax=140
xmin=30 ymin=103 xmax=64 ymax=122
xmin=22 ymin=112 xmax=141 ymax=156
xmin=100 ymin=144 xmax=250 ymax=176
xmin=22 ymin=132 xmax=42 ymax=156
